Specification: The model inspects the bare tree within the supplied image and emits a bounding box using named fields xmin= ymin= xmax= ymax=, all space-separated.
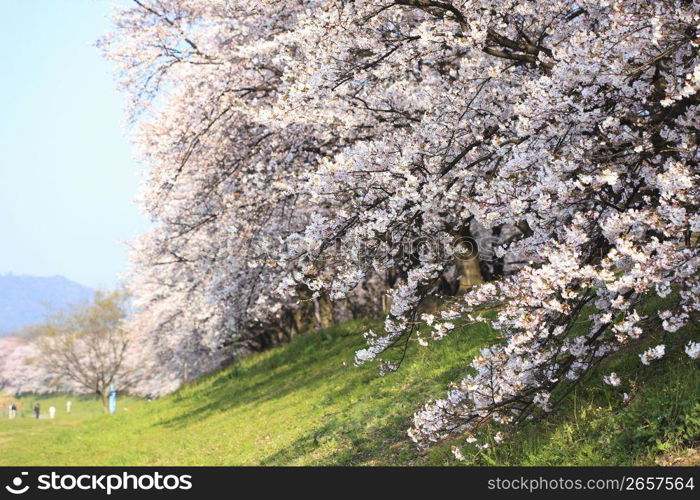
xmin=32 ymin=290 xmax=135 ymax=411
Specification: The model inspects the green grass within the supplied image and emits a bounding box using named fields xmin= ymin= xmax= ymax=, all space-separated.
xmin=0 ymin=305 xmax=697 ymax=466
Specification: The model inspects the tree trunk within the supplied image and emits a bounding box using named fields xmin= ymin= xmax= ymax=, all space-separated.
xmin=451 ymin=223 xmax=484 ymax=293
xmin=100 ymin=390 xmax=109 ymax=413
xmin=292 ymin=306 xmax=310 ymax=336
xmin=273 ymin=313 xmax=296 ymax=344
xmin=456 ymin=254 xmax=484 ymax=294
xmin=314 ymin=292 xmax=334 ymax=330
xmin=381 ymin=293 xmax=391 ymax=315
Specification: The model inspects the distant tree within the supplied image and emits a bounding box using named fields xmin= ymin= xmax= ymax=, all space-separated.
xmin=32 ymin=290 xmax=135 ymax=411
xmin=0 ymin=336 xmax=53 ymax=394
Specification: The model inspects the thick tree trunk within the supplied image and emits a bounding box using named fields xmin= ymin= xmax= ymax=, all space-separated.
xmin=290 ymin=284 xmax=316 ymax=336
xmin=456 ymin=254 xmax=484 ymax=293
xmin=381 ymin=293 xmax=391 ymax=315
xmin=451 ymin=223 xmax=485 ymax=293
xmin=292 ymin=305 xmax=311 ymax=336
xmin=280 ymin=317 xmax=296 ymax=343
xmin=314 ymin=292 xmax=334 ymax=330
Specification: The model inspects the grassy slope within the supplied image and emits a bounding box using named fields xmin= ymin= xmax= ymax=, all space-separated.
xmin=0 ymin=301 xmax=698 ymax=466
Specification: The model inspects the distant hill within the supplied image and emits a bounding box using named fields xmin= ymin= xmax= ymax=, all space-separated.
xmin=0 ymin=274 xmax=93 ymax=335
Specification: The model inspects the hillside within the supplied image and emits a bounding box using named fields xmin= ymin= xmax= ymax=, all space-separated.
xmin=0 ymin=305 xmax=698 ymax=466
xmin=0 ymin=274 xmax=93 ymax=335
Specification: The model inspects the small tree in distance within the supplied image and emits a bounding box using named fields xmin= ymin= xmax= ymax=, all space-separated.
xmin=31 ymin=289 xmax=135 ymax=412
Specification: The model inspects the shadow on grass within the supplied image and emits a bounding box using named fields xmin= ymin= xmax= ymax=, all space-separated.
xmin=154 ymin=320 xmax=376 ymax=429
xmin=153 ymin=318 xmax=497 ymax=467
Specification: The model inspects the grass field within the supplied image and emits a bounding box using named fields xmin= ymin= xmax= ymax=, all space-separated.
xmin=1 ymin=303 xmax=698 ymax=466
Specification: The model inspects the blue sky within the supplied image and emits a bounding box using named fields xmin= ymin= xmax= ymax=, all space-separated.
xmin=0 ymin=0 xmax=149 ymax=289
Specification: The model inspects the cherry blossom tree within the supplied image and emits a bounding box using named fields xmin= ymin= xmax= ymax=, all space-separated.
xmin=29 ymin=291 xmax=141 ymax=410
xmin=0 ymin=337 xmax=56 ymax=395
xmin=101 ymin=0 xmax=388 ymax=389
xmin=270 ymin=0 xmax=699 ymax=452
xmin=103 ymin=0 xmax=698 ymax=451
xmin=0 ymin=292 xmax=148 ymax=407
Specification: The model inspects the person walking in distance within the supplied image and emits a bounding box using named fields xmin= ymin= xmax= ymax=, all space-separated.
xmin=33 ymin=403 xmax=40 ymax=419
